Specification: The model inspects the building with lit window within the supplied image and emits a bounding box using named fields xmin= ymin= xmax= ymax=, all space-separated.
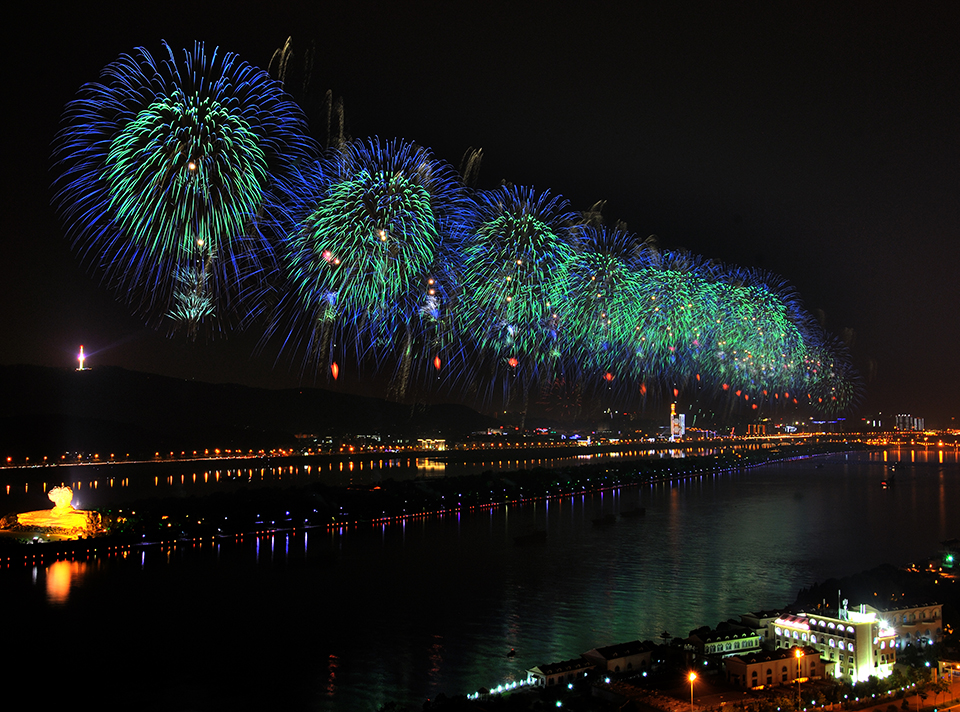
xmin=526 ymin=658 xmax=594 ymax=687
xmin=669 ymin=403 xmax=685 ymax=441
xmin=686 ymin=625 xmax=762 ymax=658
xmin=739 ymin=609 xmax=784 ymax=647
xmin=726 ymin=645 xmax=820 ymax=689
xmin=771 ymin=603 xmax=897 ymax=682
xmin=894 ymin=414 xmax=924 ymax=431
xmin=870 ymin=602 xmax=943 ymax=648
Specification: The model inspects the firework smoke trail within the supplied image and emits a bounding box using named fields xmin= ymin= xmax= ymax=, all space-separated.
xmin=52 ymin=40 xmax=314 ymax=337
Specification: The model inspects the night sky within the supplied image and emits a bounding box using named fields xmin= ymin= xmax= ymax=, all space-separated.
xmin=3 ymin=1 xmax=958 ymax=425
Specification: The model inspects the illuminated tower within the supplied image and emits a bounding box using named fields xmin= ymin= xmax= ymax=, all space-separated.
xmin=670 ymin=403 xmax=685 ymax=441
xmin=77 ymin=345 xmax=88 ymax=371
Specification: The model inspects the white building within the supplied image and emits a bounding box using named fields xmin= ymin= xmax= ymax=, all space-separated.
xmin=771 ymin=603 xmax=897 ymax=683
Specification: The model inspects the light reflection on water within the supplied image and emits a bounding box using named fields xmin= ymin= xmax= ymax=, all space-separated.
xmin=0 ymin=446 xmax=721 ymax=512
xmin=0 ymin=448 xmax=956 ymax=711
xmin=42 ymin=559 xmax=88 ymax=603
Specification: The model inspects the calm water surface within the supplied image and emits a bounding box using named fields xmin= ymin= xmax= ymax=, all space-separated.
xmin=1 ymin=447 xmax=956 ymax=711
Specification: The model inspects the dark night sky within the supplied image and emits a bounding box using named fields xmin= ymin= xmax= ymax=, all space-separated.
xmin=3 ymin=1 xmax=958 ymax=425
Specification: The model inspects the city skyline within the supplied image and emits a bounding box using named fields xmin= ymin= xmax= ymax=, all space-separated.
xmin=3 ymin=1 xmax=958 ymax=425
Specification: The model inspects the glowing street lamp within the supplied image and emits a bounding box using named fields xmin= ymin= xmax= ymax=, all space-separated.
xmin=795 ymin=648 xmax=804 ymax=709
xmin=689 ymin=671 xmax=697 ymax=712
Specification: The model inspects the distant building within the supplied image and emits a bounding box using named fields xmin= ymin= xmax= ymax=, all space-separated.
xmin=895 ymin=414 xmax=925 ymax=431
xmin=417 ymin=438 xmax=446 ymax=451
xmin=726 ymin=645 xmax=821 ymax=689
xmin=669 ymin=403 xmax=685 ymax=441
xmin=941 ymin=538 xmax=960 ymax=570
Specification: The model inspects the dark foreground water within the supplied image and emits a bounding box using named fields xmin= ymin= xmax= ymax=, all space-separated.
xmin=1 ymin=446 xmax=957 ymax=711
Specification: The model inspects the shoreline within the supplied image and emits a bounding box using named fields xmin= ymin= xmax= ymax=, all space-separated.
xmin=0 ymin=440 xmax=866 ymax=566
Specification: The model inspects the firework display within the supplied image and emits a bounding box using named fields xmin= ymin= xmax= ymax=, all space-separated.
xmin=559 ymin=225 xmax=648 ymax=377
xmin=274 ymin=138 xmax=470 ymax=397
xmin=458 ymin=187 xmax=579 ymax=367
xmin=53 ymin=41 xmax=861 ymax=415
xmin=52 ymin=41 xmax=313 ymax=335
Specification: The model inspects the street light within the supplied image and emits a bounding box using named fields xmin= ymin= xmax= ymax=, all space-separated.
xmin=689 ymin=671 xmax=697 ymax=712
xmin=795 ymin=648 xmax=804 ymax=709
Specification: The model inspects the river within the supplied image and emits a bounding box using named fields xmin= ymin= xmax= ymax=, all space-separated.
xmin=0 ymin=445 xmax=956 ymax=711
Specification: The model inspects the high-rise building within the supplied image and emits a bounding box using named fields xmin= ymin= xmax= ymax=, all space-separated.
xmin=669 ymin=403 xmax=685 ymax=441
xmin=895 ymin=414 xmax=924 ymax=431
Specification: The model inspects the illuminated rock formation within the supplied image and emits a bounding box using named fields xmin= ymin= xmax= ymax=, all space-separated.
xmin=1 ymin=486 xmax=102 ymax=539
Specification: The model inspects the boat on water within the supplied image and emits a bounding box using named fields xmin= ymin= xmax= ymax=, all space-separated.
xmin=881 ymin=467 xmax=896 ymax=488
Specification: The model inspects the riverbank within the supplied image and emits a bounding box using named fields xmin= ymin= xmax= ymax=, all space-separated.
xmin=0 ymin=440 xmax=865 ymax=564
xmin=446 ymin=557 xmax=959 ymax=711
